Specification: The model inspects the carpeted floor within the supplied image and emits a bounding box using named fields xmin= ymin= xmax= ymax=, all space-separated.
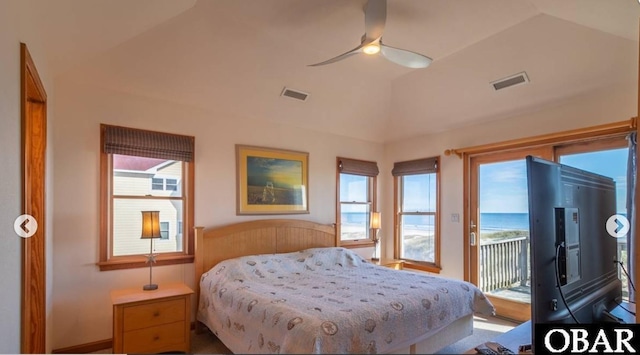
xmin=92 ymin=315 xmax=517 ymax=354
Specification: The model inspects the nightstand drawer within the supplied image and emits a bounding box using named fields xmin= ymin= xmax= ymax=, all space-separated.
xmin=122 ymin=321 xmax=186 ymax=353
xmin=123 ymin=298 xmax=185 ymax=331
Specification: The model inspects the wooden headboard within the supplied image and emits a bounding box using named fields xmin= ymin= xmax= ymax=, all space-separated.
xmin=194 ymin=219 xmax=337 ymax=294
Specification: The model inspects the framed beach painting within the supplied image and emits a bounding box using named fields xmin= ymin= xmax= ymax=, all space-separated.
xmin=236 ymin=145 xmax=309 ymax=215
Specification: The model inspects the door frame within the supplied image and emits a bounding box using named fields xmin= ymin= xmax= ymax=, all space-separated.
xmin=460 ymin=120 xmax=635 ymax=321
xmin=462 ymin=120 xmax=635 ymax=280
xmin=21 ymin=42 xmax=47 ymax=354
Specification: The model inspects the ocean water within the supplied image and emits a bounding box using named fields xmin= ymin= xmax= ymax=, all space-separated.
xmin=343 ymin=212 xmax=530 ymax=233
xmin=480 ymin=212 xmax=529 ymax=233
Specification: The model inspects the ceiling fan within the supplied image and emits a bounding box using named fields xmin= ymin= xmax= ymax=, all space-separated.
xmin=309 ymin=0 xmax=432 ymax=69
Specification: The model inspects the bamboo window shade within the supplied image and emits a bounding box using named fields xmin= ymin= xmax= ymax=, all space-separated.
xmin=338 ymin=157 xmax=379 ymax=176
xmin=101 ymin=124 xmax=195 ymax=162
xmin=392 ymin=157 xmax=438 ymax=176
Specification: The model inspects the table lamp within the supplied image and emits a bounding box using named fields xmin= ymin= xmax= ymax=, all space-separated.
xmin=141 ymin=211 xmax=161 ymax=291
xmin=370 ymin=211 xmax=381 ymax=261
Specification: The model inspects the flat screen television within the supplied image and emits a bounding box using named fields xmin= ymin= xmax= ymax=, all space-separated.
xmin=526 ymin=156 xmax=623 ymax=343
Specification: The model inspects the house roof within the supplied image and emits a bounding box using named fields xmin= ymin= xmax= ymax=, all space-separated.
xmin=24 ymin=0 xmax=640 ymax=143
xmin=113 ymin=155 xmax=168 ymax=172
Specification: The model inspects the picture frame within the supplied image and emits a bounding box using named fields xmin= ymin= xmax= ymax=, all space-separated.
xmin=236 ymin=145 xmax=309 ymax=215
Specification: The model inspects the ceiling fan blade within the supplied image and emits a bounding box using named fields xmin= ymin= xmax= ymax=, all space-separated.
xmin=364 ymin=0 xmax=386 ymax=42
xmin=308 ymin=44 xmax=364 ymax=67
xmin=380 ymin=43 xmax=432 ymax=68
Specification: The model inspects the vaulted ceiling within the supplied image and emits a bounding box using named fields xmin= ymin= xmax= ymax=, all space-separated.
xmin=29 ymin=0 xmax=640 ymax=143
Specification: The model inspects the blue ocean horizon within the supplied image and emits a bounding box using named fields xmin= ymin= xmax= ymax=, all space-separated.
xmin=343 ymin=212 xmax=531 ymax=232
xmin=480 ymin=212 xmax=529 ymax=233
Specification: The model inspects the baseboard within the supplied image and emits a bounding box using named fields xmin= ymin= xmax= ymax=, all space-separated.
xmin=52 ymin=339 xmax=112 ymax=354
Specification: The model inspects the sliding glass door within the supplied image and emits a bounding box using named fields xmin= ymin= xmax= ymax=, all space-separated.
xmin=470 ymin=148 xmax=551 ymax=321
xmin=557 ymin=138 xmax=630 ymax=299
xmin=468 ymin=135 xmax=631 ymax=321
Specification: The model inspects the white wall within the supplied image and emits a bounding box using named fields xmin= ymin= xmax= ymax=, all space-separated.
xmin=0 ymin=1 xmax=55 ymax=352
xmin=51 ymin=79 xmax=384 ymax=349
xmin=0 ymin=3 xmax=24 ymax=352
xmin=383 ymin=84 xmax=637 ymax=280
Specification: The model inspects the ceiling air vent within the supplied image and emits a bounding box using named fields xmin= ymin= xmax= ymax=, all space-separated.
xmin=281 ymin=87 xmax=309 ymax=102
xmin=491 ymin=72 xmax=529 ymax=91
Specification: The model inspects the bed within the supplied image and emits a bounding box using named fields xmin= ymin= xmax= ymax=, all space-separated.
xmin=194 ymin=219 xmax=494 ymax=354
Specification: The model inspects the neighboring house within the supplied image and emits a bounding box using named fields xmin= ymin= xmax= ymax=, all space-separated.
xmin=112 ymin=155 xmax=183 ymax=256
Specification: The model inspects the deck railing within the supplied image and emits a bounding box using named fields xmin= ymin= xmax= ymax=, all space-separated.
xmin=480 ymin=236 xmax=529 ymax=293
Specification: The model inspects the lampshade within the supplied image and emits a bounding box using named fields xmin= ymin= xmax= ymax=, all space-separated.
xmin=370 ymin=212 xmax=381 ymax=230
xmin=141 ymin=211 xmax=161 ymax=239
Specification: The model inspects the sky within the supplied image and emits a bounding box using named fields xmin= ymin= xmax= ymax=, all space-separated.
xmin=247 ymin=157 xmax=302 ymax=188
xmin=480 ymin=148 xmax=629 ymax=214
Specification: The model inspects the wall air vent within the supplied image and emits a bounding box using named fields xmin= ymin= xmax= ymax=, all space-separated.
xmin=281 ymin=87 xmax=309 ymax=102
xmin=491 ymin=72 xmax=529 ymax=91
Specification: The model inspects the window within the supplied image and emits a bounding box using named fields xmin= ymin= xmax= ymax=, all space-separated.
xmin=160 ymin=222 xmax=170 ymax=240
xmin=151 ymin=178 xmax=164 ymax=190
xmin=99 ymin=124 xmax=195 ymax=271
xmin=393 ymin=157 xmax=440 ymax=272
xmin=151 ymin=177 xmax=179 ymax=191
xmin=336 ymin=157 xmax=379 ymax=245
xmin=166 ymin=178 xmax=178 ymax=191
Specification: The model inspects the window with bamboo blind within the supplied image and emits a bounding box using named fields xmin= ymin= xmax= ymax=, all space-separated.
xmin=98 ymin=124 xmax=195 ymax=271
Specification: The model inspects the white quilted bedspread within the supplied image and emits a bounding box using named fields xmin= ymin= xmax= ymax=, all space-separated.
xmin=198 ymin=247 xmax=494 ymax=354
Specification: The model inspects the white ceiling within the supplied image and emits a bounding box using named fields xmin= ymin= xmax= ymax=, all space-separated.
xmin=29 ymin=0 xmax=640 ymax=143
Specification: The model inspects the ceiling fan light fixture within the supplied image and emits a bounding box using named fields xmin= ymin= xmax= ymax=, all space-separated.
xmin=363 ymin=43 xmax=380 ymax=55
xmin=308 ymin=0 xmax=431 ymax=68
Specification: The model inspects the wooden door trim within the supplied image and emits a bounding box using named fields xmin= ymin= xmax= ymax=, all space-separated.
xmin=463 ymin=153 xmax=470 ymax=281
xmin=21 ymin=42 xmax=47 ymax=354
xmin=447 ymin=118 xmax=635 ymax=158
xmin=462 ymin=128 xmax=634 ymax=284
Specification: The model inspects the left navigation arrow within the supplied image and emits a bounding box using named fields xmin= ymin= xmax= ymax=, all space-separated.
xmin=14 ymin=214 xmax=37 ymax=238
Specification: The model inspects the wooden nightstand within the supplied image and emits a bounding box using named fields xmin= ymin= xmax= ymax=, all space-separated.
xmin=111 ymin=283 xmax=194 ymax=354
xmin=372 ymin=258 xmax=404 ymax=270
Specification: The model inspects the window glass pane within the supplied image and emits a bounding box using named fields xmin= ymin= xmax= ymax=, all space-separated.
xmin=112 ymin=198 xmax=183 ymax=256
xmin=340 ymin=174 xmax=368 ymax=202
xmin=477 ymin=159 xmax=531 ymax=303
xmin=151 ymin=178 xmax=164 ymax=190
xmin=160 ymin=222 xmax=170 ymax=239
xmin=340 ymin=203 xmax=370 ymax=241
xmin=559 ymin=148 xmax=628 ymax=215
xmin=401 ymin=174 xmax=435 ymax=212
xmin=559 ymin=147 xmax=629 ymax=299
xmin=113 ymin=154 xmax=182 ymax=197
xmin=400 ymin=214 xmax=435 ymax=262
xmin=165 ymin=179 xmax=178 ymax=191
